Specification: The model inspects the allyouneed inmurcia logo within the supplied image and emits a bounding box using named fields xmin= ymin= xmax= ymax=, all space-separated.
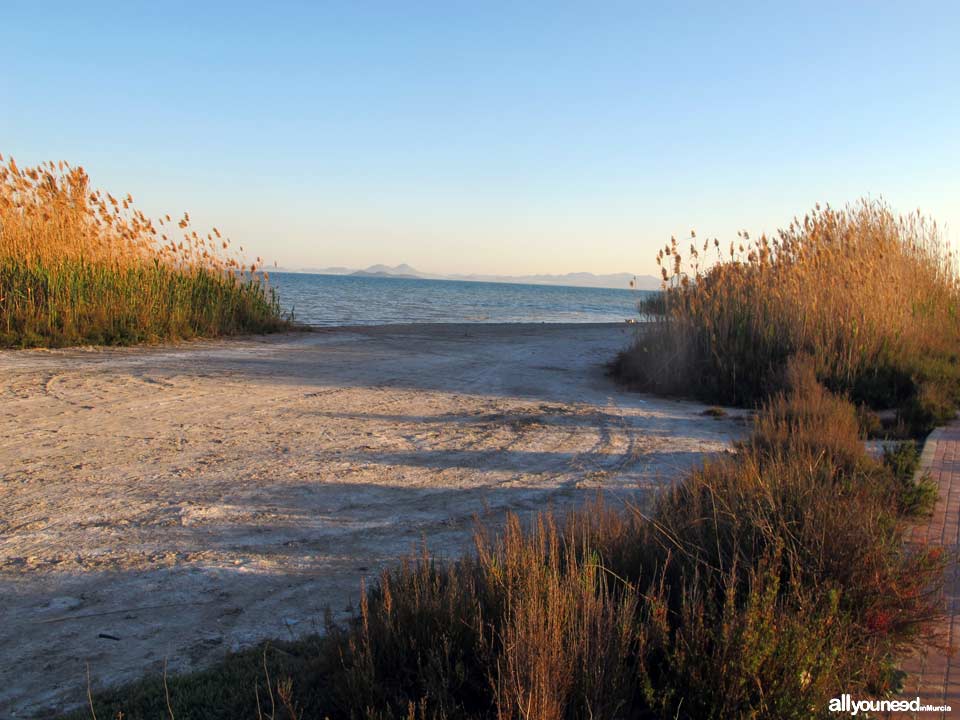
xmin=829 ymin=694 xmax=952 ymax=715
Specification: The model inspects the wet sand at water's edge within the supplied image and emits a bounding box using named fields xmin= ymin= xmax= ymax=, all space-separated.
xmin=0 ymin=323 xmax=746 ymax=716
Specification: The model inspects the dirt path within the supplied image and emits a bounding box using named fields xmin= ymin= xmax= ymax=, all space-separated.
xmin=0 ymin=324 xmax=744 ymax=716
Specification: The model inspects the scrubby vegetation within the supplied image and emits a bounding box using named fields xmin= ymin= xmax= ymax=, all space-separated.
xmin=0 ymin=155 xmax=288 ymax=348
xmin=882 ymin=440 xmax=939 ymax=516
xmin=68 ymin=358 xmax=943 ymax=720
xmin=612 ymin=200 xmax=960 ymax=436
xmin=50 ymin=200 xmax=952 ymax=718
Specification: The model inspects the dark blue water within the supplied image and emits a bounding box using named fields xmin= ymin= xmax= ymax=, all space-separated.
xmin=267 ymin=272 xmax=649 ymax=326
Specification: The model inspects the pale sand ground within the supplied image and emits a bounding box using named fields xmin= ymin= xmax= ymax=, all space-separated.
xmin=0 ymin=323 xmax=745 ymax=716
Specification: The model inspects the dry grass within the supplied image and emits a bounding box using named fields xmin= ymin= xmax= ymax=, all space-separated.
xmin=612 ymin=200 xmax=960 ymax=434
xmin=0 ymin=155 xmax=288 ymax=347
xmin=70 ymin=369 xmax=944 ymax=720
xmin=44 ymin=194 xmax=954 ymax=717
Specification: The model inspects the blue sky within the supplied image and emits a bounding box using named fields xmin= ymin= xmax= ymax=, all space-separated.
xmin=2 ymin=1 xmax=957 ymax=275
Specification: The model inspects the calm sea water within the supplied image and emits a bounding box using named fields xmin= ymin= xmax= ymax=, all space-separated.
xmin=268 ymin=272 xmax=649 ymax=326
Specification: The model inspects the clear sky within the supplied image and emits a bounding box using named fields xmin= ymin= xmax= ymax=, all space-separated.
xmin=2 ymin=1 xmax=957 ymax=276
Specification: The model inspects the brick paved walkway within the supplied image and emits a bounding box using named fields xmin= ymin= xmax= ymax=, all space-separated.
xmin=887 ymin=422 xmax=960 ymax=718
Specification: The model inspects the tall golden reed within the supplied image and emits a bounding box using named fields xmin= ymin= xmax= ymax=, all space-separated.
xmin=0 ymin=155 xmax=287 ymax=346
xmin=620 ymin=200 xmax=960 ymax=420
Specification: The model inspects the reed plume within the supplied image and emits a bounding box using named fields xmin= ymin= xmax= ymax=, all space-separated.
xmin=615 ymin=199 xmax=960 ymax=433
xmin=0 ymin=155 xmax=288 ymax=347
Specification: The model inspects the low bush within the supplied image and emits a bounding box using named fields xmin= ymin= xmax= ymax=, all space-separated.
xmin=882 ymin=441 xmax=939 ymax=516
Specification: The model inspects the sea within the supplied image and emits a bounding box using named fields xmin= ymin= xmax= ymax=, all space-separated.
xmin=267 ymin=272 xmax=651 ymax=326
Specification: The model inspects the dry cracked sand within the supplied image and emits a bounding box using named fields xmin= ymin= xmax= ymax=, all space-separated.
xmin=0 ymin=323 xmax=745 ymax=716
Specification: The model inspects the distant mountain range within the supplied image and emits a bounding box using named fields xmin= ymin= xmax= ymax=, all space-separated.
xmin=277 ymin=263 xmax=661 ymax=291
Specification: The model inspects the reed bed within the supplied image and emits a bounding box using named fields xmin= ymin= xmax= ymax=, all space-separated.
xmin=0 ymin=155 xmax=288 ymax=347
xmin=613 ymin=200 xmax=960 ymax=434
xmin=71 ymin=362 xmax=943 ymax=720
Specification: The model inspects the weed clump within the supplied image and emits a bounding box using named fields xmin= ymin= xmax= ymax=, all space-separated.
xmin=701 ymin=406 xmax=727 ymax=418
xmin=882 ymin=440 xmax=938 ymax=516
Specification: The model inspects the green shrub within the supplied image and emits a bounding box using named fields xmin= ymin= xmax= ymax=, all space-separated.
xmin=897 ymin=382 xmax=959 ymax=437
xmin=882 ymin=441 xmax=939 ymax=516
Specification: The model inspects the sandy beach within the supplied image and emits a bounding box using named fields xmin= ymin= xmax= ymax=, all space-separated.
xmin=0 ymin=323 xmax=744 ymax=716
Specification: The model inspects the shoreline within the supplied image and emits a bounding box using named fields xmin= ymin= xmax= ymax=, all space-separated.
xmin=1 ymin=323 xmax=741 ymax=715
xmin=0 ymin=322 xmax=640 ymax=356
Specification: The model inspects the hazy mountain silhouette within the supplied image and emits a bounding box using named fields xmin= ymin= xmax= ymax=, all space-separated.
xmin=277 ymin=263 xmax=661 ymax=291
